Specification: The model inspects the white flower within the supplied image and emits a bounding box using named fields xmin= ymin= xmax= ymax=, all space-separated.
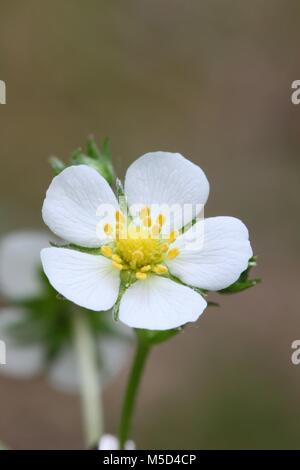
xmin=41 ymin=152 xmax=252 ymax=331
xmin=98 ymin=434 xmax=135 ymax=450
xmin=0 ymin=230 xmax=49 ymax=300
xmin=0 ymin=230 xmax=131 ymax=392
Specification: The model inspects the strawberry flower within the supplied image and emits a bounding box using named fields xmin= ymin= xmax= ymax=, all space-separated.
xmin=41 ymin=152 xmax=252 ymax=331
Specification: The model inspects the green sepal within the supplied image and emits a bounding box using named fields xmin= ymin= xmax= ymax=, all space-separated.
xmin=71 ymin=148 xmax=110 ymax=180
xmin=49 ymin=241 xmax=100 ymax=256
xmin=135 ymin=327 xmax=182 ymax=346
xmin=207 ymin=300 xmax=220 ymax=307
xmin=48 ymin=136 xmax=116 ymax=186
xmin=87 ymin=136 xmax=115 ymax=185
xmin=219 ymin=278 xmax=261 ymax=294
xmin=218 ymin=256 xmax=261 ymax=294
xmin=49 ymin=156 xmax=66 ymax=175
xmin=87 ymin=135 xmax=102 ymax=160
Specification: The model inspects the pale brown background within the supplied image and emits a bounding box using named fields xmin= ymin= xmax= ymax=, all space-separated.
xmin=0 ymin=0 xmax=300 ymax=449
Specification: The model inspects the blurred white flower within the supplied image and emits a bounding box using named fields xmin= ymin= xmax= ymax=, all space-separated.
xmin=0 ymin=308 xmax=44 ymax=377
xmin=41 ymin=152 xmax=252 ymax=331
xmin=0 ymin=231 xmax=49 ymax=300
xmin=98 ymin=434 xmax=135 ymax=450
xmin=0 ymin=230 xmax=131 ymax=393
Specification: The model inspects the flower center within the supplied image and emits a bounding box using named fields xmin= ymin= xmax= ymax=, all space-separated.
xmin=100 ymin=208 xmax=180 ymax=280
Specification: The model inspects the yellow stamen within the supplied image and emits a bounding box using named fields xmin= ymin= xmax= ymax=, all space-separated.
xmin=103 ymin=223 xmax=113 ymax=236
xmin=157 ymin=213 xmax=166 ymax=227
xmin=115 ymin=223 xmax=125 ymax=240
xmin=115 ymin=210 xmax=124 ymax=223
xmin=112 ymin=254 xmax=122 ymax=263
xmin=161 ymin=243 xmax=169 ymax=252
xmin=143 ymin=216 xmax=152 ymax=228
xmin=152 ymin=264 xmax=168 ymax=274
xmin=115 ymin=222 xmax=123 ymax=230
xmin=101 ymin=245 xmax=112 ymax=257
xmin=168 ymin=230 xmax=178 ymax=243
xmin=112 ymin=261 xmax=123 ymax=270
xmin=140 ymin=265 xmax=151 ymax=272
xmin=136 ymin=271 xmax=147 ymax=280
xmin=151 ymin=224 xmax=161 ymax=238
xmin=140 ymin=206 xmax=150 ymax=219
xmin=167 ymin=247 xmax=180 ymax=260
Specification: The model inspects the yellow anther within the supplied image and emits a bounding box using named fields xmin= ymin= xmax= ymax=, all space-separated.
xmin=140 ymin=206 xmax=150 ymax=219
xmin=112 ymin=261 xmax=123 ymax=270
xmin=136 ymin=271 xmax=147 ymax=280
xmin=168 ymin=230 xmax=178 ymax=243
xmin=115 ymin=210 xmax=124 ymax=223
xmin=157 ymin=213 xmax=166 ymax=227
xmin=152 ymin=264 xmax=168 ymax=274
xmin=112 ymin=254 xmax=122 ymax=263
xmin=101 ymin=245 xmax=113 ymax=257
xmin=140 ymin=265 xmax=151 ymax=272
xmin=167 ymin=247 xmax=180 ymax=260
xmin=161 ymin=243 xmax=169 ymax=252
xmin=103 ymin=223 xmax=113 ymax=236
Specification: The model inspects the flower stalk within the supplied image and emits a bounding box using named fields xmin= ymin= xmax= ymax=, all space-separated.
xmin=118 ymin=331 xmax=151 ymax=449
xmin=73 ymin=310 xmax=103 ymax=448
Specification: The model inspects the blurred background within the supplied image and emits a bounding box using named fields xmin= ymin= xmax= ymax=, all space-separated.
xmin=0 ymin=0 xmax=300 ymax=449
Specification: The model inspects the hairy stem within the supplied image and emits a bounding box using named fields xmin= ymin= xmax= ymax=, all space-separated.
xmin=118 ymin=332 xmax=151 ymax=449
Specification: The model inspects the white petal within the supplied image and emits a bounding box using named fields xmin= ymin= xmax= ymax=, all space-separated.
xmin=124 ymin=152 xmax=209 ymax=230
xmin=42 ymin=165 xmax=119 ymax=248
xmin=0 ymin=308 xmax=43 ymax=378
xmin=41 ymin=247 xmax=120 ymax=311
xmin=166 ymin=216 xmax=253 ymax=290
xmin=119 ymin=276 xmax=207 ymax=330
xmin=98 ymin=434 xmax=136 ymax=450
xmin=0 ymin=231 xmax=49 ymax=300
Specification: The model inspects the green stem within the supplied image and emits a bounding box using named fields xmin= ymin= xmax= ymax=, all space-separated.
xmin=118 ymin=332 xmax=151 ymax=449
xmin=73 ymin=310 xmax=103 ymax=448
